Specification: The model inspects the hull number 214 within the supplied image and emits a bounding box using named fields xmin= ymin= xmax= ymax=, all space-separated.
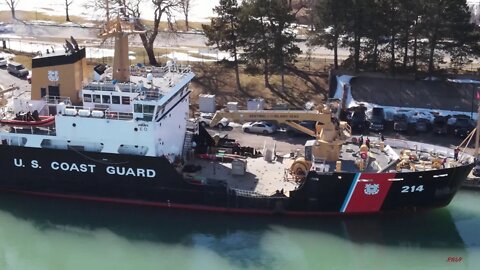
xmin=401 ymin=185 xmax=424 ymax=193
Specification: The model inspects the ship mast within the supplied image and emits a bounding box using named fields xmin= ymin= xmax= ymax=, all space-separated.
xmin=99 ymin=1 xmax=144 ymax=83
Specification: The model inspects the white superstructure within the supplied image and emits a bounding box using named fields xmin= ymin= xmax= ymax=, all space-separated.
xmin=0 ymin=63 xmax=195 ymax=162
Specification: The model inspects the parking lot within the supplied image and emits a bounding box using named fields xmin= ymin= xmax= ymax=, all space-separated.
xmin=0 ymin=63 xmax=31 ymax=99
xmin=206 ymin=122 xmax=474 ymax=156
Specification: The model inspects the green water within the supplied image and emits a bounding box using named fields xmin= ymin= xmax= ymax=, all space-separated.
xmin=0 ymin=191 xmax=478 ymax=270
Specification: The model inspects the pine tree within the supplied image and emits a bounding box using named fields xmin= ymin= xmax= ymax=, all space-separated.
xmin=203 ymin=0 xmax=243 ymax=91
xmin=240 ymin=0 xmax=300 ymax=88
xmin=309 ymin=0 xmax=349 ymax=69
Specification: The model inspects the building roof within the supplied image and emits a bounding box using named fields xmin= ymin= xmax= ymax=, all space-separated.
xmin=32 ymin=48 xmax=85 ymax=69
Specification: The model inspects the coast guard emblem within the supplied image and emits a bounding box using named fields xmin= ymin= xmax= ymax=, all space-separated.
xmin=364 ymin=184 xmax=380 ymax=195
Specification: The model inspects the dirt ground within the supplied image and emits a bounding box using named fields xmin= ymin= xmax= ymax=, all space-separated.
xmin=189 ymin=61 xmax=330 ymax=111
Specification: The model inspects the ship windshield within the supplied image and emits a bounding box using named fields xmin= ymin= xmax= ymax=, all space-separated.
xmin=134 ymin=104 xmax=155 ymax=121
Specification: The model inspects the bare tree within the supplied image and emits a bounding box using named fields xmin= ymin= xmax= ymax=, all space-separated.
xmin=180 ymin=0 xmax=193 ymax=31
xmin=4 ymin=0 xmax=20 ymax=19
xmin=65 ymin=0 xmax=73 ymax=21
xmin=87 ymin=0 xmax=180 ymax=66
xmin=136 ymin=0 xmax=180 ymax=66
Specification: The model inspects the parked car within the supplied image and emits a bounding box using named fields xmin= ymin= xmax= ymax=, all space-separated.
xmin=453 ymin=117 xmax=474 ymax=138
xmin=27 ymin=71 xmax=32 ymax=84
xmin=196 ymin=113 xmax=230 ymax=129
xmin=286 ymin=121 xmax=316 ymax=136
xmin=415 ymin=118 xmax=430 ymax=133
xmin=369 ymin=107 xmax=385 ymax=132
xmin=393 ymin=113 xmax=408 ymax=132
xmin=0 ymin=56 xmax=7 ymax=67
xmin=432 ymin=115 xmax=449 ymax=135
xmin=7 ymin=62 xmax=29 ymax=78
xmin=350 ymin=111 xmax=368 ymax=133
xmin=0 ymin=22 xmax=13 ymax=33
xmin=473 ymin=158 xmax=480 ymax=177
xmin=473 ymin=164 xmax=480 ymax=177
xmin=242 ymin=121 xmax=276 ymax=134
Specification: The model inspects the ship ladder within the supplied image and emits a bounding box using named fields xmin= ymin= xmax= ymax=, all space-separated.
xmin=182 ymin=132 xmax=194 ymax=161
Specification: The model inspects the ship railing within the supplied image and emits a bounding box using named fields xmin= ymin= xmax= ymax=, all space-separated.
xmin=136 ymin=90 xmax=163 ymax=101
xmin=104 ymin=110 xmax=134 ymax=120
xmin=130 ymin=64 xmax=191 ymax=77
xmin=83 ymin=82 xmax=137 ymax=93
xmin=62 ymin=105 xmax=134 ymax=120
xmin=232 ymin=188 xmax=270 ymax=198
xmin=42 ymin=95 xmax=71 ymax=105
xmin=130 ymin=66 xmax=168 ymax=78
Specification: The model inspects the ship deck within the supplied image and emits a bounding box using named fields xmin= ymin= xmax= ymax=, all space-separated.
xmin=191 ymin=157 xmax=299 ymax=197
xmin=187 ymin=137 xmax=467 ymax=197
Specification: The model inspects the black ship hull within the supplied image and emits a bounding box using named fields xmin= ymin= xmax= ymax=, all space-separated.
xmin=0 ymin=145 xmax=473 ymax=216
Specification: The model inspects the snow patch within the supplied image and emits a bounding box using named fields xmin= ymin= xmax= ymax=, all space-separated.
xmin=333 ymin=75 xmax=479 ymax=121
xmin=161 ymin=52 xmax=217 ymax=62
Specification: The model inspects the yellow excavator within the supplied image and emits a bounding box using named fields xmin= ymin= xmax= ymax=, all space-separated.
xmin=209 ymin=101 xmax=352 ymax=163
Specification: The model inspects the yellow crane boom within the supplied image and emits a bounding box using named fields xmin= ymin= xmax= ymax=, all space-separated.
xmin=211 ymin=106 xmax=350 ymax=138
xmin=209 ymin=104 xmax=351 ymax=162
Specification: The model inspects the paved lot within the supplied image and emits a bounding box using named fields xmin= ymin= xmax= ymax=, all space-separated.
xmin=207 ymin=124 xmax=475 ymax=156
xmin=0 ymin=65 xmax=31 ymax=99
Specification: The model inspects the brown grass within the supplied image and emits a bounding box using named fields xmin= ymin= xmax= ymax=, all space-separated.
xmin=11 ymin=54 xmax=33 ymax=70
xmin=190 ymin=60 xmax=329 ymax=110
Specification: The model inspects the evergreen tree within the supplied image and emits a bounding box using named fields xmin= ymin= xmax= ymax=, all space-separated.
xmin=309 ymin=0 xmax=348 ymax=69
xmin=396 ymin=0 xmax=418 ymax=71
xmin=343 ymin=0 xmax=370 ymax=72
xmin=203 ymin=0 xmax=243 ymax=91
xmin=419 ymin=0 xmax=479 ymax=74
xmin=240 ymin=0 xmax=300 ymax=88
xmin=361 ymin=0 xmax=386 ymax=71
xmin=442 ymin=0 xmax=480 ymax=69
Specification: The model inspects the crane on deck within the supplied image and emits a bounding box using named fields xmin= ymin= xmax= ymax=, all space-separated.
xmin=209 ymin=102 xmax=352 ymax=162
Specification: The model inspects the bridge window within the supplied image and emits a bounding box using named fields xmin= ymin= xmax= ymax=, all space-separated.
xmin=144 ymin=105 xmax=155 ymax=114
xmin=102 ymin=95 xmax=111 ymax=104
xmin=134 ymin=104 xmax=142 ymax=113
xmin=133 ymin=104 xmax=155 ymax=121
xmin=122 ymin=96 xmax=130 ymax=105
xmin=83 ymin=94 xmax=92 ymax=102
xmin=93 ymin=94 xmax=101 ymax=103
xmin=112 ymin=96 xmax=120 ymax=104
